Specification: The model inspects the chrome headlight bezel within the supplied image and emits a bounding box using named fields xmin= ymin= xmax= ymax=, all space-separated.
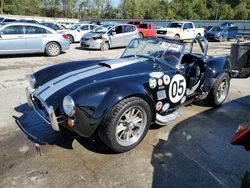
xmin=63 ymin=96 xmax=76 ymax=117
xmin=29 ymin=74 xmax=36 ymax=89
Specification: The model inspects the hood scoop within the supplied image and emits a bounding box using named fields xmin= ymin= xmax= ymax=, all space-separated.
xmin=98 ymin=58 xmax=141 ymax=69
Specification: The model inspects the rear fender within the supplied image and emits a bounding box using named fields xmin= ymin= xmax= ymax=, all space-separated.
xmin=202 ymin=57 xmax=231 ymax=92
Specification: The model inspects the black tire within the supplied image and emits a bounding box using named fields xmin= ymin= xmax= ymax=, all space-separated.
xmin=139 ymin=32 xmax=144 ymax=38
xmin=174 ymin=34 xmax=180 ymax=40
xmin=45 ymin=42 xmax=61 ymax=57
xmin=100 ymin=42 xmax=109 ymax=51
xmin=204 ymin=73 xmax=230 ymax=107
xmin=219 ymin=35 xmax=224 ymax=42
xmin=68 ymin=35 xmax=74 ymax=43
xmin=98 ymin=97 xmax=152 ymax=152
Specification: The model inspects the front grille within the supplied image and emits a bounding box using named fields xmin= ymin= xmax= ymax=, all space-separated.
xmin=157 ymin=30 xmax=167 ymax=35
xmin=33 ymin=95 xmax=50 ymax=122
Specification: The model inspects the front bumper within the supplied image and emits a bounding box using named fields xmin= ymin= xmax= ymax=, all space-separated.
xmin=80 ymin=39 xmax=102 ymax=49
xmin=26 ymin=87 xmax=60 ymax=131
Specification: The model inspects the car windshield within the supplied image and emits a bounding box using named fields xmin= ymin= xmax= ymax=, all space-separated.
xmin=122 ymin=38 xmax=184 ymax=67
xmin=93 ymin=25 xmax=113 ymax=33
xmin=211 ymin=27 xmax=223 ymax=32
xmin=68 ymin=24 xmax=80 ymax=30
xmin=167 ymin=22 xmax=183 ymax=28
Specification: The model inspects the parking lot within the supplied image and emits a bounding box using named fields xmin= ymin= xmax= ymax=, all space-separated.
xmin=0 ymin=41 xmax=250 ymax=188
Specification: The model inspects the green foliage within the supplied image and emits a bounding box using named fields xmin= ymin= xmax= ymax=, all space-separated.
xmin=1 ymin=0 xmax=249 ymax=20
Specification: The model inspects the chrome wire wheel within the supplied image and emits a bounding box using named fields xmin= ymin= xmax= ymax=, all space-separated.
xmin=115 ymin=106 xmax=147 ymax=147
xmin=48 ymin=43 xmax=60 ymax=56
xmin=216 ymin=78 xmax=229 ymax=103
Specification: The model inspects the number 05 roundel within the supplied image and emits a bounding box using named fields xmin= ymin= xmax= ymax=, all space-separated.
xmin=169 ymin=74 xmax=186 ymax=103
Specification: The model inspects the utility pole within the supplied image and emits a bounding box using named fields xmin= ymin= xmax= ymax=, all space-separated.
xmin=215 ymin=3 xmax=220 ymax=20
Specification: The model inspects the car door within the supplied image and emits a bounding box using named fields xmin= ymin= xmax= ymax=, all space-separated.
xmin=25 ymin=25 xmax=50 ymax=52
xmin=75 ymin=25 xmax=90 ymax=42
xmin=182 ymin=23 xmax=191 ymax=39
xmin=109 ymin=25 xmax=125 ymax=47
xmin=0 ymin=25 xmax=26 ymax=54
xmin=231 ymin=42 xmax=250 ymax=78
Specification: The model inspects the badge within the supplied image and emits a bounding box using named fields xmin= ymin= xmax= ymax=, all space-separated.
xmin=149 ymin=72 xmax=164 ymax=79
xmin=155 ymin=101 xmax=163 ymax=111
xmin=158 ymin=79 xmax=163 ymax=86
xmin=163 ymin=75 xmax=170 ymax=85
xmin=162 ymin=103 xmax=170 ymax=111
xmin=157 ymin=90 xmax=167 ymax=100
xmin=149 ymin=78 xmax=157 ymax=89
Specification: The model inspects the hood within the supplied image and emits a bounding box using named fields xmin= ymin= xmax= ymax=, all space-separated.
xmin=33 ymin=57 xmax=156 ymax=106
xmin=206 ymin=31 xmax=222 ymax=35
xmin=82 ymin=32 xmax=104 ymax=39
xmin=158 ymin=28 xmax=182 ymax=32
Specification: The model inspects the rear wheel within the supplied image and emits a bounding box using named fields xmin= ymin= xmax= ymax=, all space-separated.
xmin=204 ymin=73 xmax=230 ymax=106
xmin=139 ymin=33 xmax=144 ymax=38
xmin=68 ymin=35 xmax=74 ymax=43
xmin=173 ymin=34 xmax=180 ymax=40
xmin=98 ymin=97 xmax=152 ymax=152
xmin=45 ymin=42 xmax=61 ymax=57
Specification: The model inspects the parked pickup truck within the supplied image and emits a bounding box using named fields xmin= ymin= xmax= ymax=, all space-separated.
xmin=138 ymin=23 xmax=156 ymax=38
xmin=157 ymin=21 xmax=204 ymax=40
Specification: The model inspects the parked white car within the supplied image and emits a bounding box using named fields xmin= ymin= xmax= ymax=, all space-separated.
xmin=157 ymin=21 xmax=204 ymax=40
xmin=61 ymin=24 xmax=98 ymax=43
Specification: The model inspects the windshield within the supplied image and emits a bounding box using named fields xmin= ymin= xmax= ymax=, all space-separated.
xmin=122 ymin=38 xmax=184 ymax=67
xmin=68 ymin=24 xmax=81 ymax=30
xmin=93 ymin=25 xmax=113 ymax=33
xmin=211 ymin=27 xmax=223 ymax=32
xmin=167 ymin=22 xmax=183 ymax=28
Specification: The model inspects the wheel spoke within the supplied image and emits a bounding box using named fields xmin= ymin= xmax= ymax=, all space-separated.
xmin=116 ymin=124 xmax=127 ymax=133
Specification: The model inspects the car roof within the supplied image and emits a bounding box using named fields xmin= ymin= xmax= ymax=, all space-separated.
xmin=0 ymin=22 xmax=57 ymax=33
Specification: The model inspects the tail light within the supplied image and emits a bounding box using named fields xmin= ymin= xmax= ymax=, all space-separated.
xmin=62 ymin=34 xmax=68 ymax=40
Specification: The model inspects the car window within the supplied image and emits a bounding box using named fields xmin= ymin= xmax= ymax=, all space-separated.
xmin=123 ymin=25 xmax=132 ymax=32
xmin=188 ymin=23 xmax=194 ymax=29
xmin=183 ymin=23 xmax=188 ymax=29
xmin=139 ymin=24 xmax=148 ymax=29
xmin=80 ymin=25 xmax=89 ymax=30
xmin=228 ymin=26 xmax=237 ymax=31
xmin=132 ymin=26 xmax=136 ymax=31
xmin=2 ymin=25 xmax=24 ymax=34
xmin=90 ymin=25 xmax=97 ymax=30
xmin=115 ymin=26 xmax=123 ymax=34
xmin=25 ymin=26 xmax=48 ymax=34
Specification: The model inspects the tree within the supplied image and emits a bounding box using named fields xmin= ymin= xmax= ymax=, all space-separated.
xmin=234 ymin=2 xmax=248 ymax=19
xmin=120 ymin=0 xmax=144 ymax=19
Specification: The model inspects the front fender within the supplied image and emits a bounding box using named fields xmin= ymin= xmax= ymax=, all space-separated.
xmin=70 ymin=80 xmax=154 ymax=137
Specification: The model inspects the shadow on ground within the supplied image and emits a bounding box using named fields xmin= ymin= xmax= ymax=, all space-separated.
xmin=0 ymin=52 xmax=66 ymax=59
xmin=74 ymin=46 xmax=125 ymax=51
xmin=151 ymin=95 xmax=250 ymax=188
xmin=13 ymin=103 xmax=113 ymax=154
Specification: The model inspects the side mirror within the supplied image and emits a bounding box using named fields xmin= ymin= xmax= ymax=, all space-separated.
xmin=77 ymin=29 xmax=81 ymax=32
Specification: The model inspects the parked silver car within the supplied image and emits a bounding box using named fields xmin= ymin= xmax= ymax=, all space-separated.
xmin=0 ymin=22 xmax=70 ymax=56
xmin=80 ymin=24 xmax=139 ymax=50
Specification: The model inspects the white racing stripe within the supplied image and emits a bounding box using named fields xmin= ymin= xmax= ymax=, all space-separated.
xmin=35 ymin=58 xmax=143 ymax=101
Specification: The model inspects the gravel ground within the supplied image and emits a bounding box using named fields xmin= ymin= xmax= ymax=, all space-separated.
xmin=0 ymin=41 xmax=249 ymax=188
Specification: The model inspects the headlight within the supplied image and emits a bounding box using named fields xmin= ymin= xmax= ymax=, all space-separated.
xmin=63 ymin=96 xmax=75 ymax=116
xmin=93 ymin=36 xmax=102 ymax=40
xmin=29 ymin=74 xmax=36 ymax=89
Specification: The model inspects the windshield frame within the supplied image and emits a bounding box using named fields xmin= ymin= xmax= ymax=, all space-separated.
xmin=121 ymin=38 xmax=185 ymax=68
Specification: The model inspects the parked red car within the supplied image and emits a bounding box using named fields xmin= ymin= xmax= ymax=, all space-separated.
xmin=138 ymin=23 xmax=156 ymax=38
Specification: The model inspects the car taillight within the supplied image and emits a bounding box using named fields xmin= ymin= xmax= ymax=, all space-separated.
xmin=62 ymin=34 xmax=68 ymax=39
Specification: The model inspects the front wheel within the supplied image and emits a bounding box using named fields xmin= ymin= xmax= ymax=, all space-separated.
xmin=45 ymin=42 xmax=61 ymax=57
xmin=100 ymin=42 xmax=109 ymax=51
xmin=98 ymin=97 xmax=152 ymax=152
xmin=204 ymin=73 xmax=230 ymax=106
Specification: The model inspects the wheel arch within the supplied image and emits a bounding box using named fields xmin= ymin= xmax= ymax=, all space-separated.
xmin=67 ymin=34 xmax=74 ymax=42
xmin=45 ymin=41 xmax=62 ymax=52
